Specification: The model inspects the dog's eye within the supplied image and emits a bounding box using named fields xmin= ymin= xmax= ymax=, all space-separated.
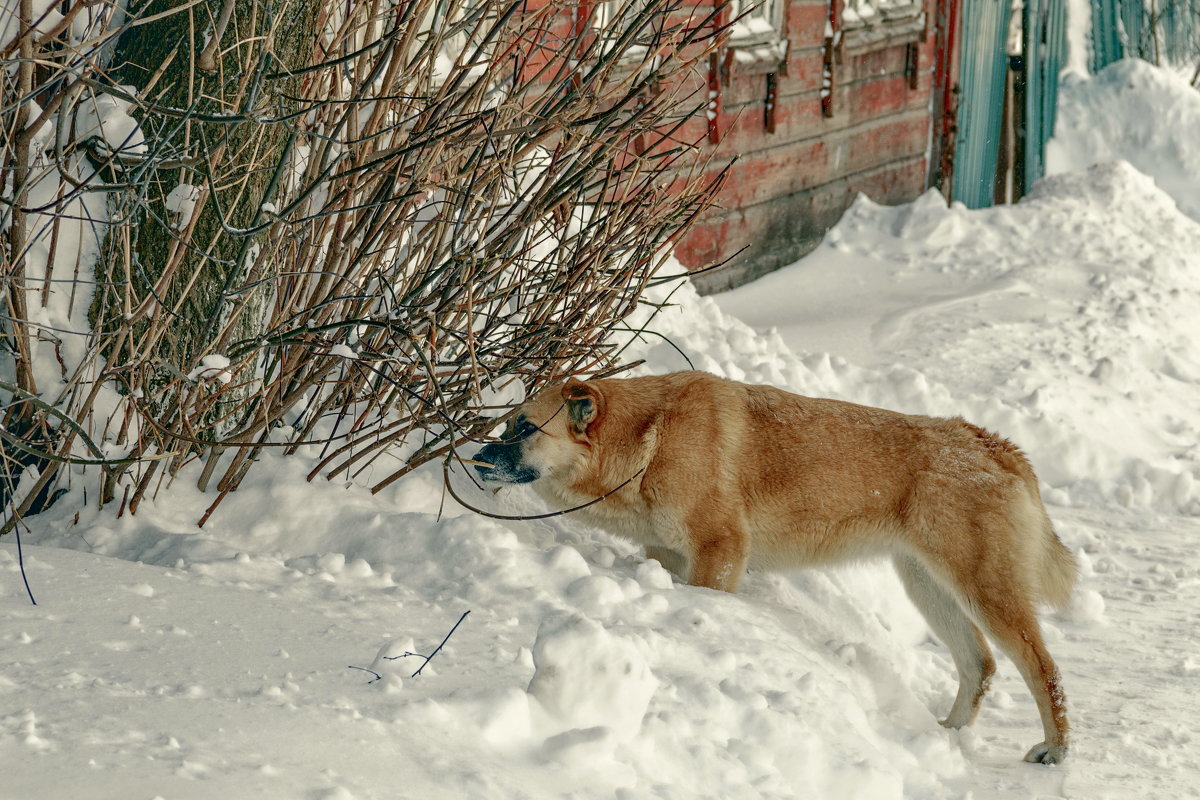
xmin=505 ymin=416 xmax=538 ymax=442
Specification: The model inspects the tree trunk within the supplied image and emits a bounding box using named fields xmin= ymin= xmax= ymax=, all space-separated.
xmin=95 ymin=0 xmax=320 ymax=429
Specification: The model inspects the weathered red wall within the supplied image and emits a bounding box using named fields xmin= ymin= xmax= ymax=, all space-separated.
xmin=676 ymin=0 xmax=937 ymax=291
xmin=512 ymin=0 xmax=939 ymax=291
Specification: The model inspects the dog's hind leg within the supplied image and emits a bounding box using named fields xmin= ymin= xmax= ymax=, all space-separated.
xmin=968 ymin=582 xmax=1070 ymax=764
xmin=894 ymin=555 xmax=996 ymax=729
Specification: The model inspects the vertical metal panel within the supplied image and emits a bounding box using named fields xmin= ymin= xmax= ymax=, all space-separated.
xmin=1161 ymin=0 xmax=1181 ymax=60
xmin=1120 ymin=0 xmax=1145 ymax=58
xmin=1092 ymin=0 xmax=1199 ymax=70
xmin=1023 ymin=0 xmax=1067 ymax=191
xmin=1160 ymin=0 xmax=1200 ymax=62
xmin=1175 ymin=0 xmax=1196 ymax=61
xmin=951 ymin=0 xmax=1012 ymax=208
xmin=1090 ymin=0 xmax=1123 ymax=71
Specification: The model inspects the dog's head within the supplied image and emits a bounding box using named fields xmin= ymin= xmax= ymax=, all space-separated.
xmin=474 ymin=378 xmax=603 ymax=486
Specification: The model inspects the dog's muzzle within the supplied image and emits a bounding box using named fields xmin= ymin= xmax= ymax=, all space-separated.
xmin=474 ymin=442 xmax=539 ymax=484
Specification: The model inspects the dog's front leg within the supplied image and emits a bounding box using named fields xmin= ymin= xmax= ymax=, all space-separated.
xmin=685 ymin=519 xmax=749 ymax=593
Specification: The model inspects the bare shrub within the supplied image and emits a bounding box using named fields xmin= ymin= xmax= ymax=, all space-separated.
xmin=0 ymin=0 xmax=726 ymax=531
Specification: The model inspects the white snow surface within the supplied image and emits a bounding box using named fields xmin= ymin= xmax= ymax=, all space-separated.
xmin=186 ymin=354 xmax=234 ymax=385
xmin=5 ymin=64 xmax=1200 ymax=799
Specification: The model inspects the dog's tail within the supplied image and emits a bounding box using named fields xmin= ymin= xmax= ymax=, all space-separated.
xmin=1013 ymin=477 xmax=1077 ymax=610
xmin=1036 ymin=518 xmax=1078 ymax=610
xmin=954 ymin=420 xmax=1079 ymax=610
xmin=965 ymin=421 xmax=1078 ymax=609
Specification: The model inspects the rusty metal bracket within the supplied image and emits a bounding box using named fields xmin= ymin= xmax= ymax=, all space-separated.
xmin=765 ymin=71 xmax=778 ymax=133
xmin=822 ymin=0 xmax=844 ymax=118
xmin=906 ymin=41 xmax=920 ymax=90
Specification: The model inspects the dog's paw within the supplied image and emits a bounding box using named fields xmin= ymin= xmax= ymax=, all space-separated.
xmin=1022 ymin=742 xmax=1068 ymax=765
xmin=938 ymin=713 xmax=974 ymax=730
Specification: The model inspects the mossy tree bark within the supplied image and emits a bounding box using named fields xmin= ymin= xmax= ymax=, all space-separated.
xmin=96 ymin=0 xmax=321 ymax=429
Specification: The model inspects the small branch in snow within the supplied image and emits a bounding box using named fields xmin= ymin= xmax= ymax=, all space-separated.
xmin=347 ymin=611 xmax=471 ymax=684
xmin=410 ymin=610 xmax=470 ymax=678
xmin=16 ymin=521 xmax=36 ymax=605
xmin=387 ymin=611 xmax=472 ymax=678
xmin=347 ymin=665 xmax=383 ymax=683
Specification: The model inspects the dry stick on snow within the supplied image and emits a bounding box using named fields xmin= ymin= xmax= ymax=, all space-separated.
xmin=388 ymin=610 xmax=472 ymax=678
xmin=346 ymin=609 xmax=473 ymax=683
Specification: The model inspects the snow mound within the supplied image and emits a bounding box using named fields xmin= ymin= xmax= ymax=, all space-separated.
xmin=1047 ymin=59 xmax=1200 ymax=222
xmin=527 ymin=614 xmax=657 ymax=742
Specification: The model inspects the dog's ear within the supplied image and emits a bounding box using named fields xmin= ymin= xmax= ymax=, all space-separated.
xmin=562 ymin=378 xmax=603 ymax=442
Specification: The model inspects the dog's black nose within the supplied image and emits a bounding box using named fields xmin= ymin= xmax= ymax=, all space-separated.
xmin=472 ymin=442 xmax=538 ymax=484
xmin=474 ymin=443 xmax=505 ymax=481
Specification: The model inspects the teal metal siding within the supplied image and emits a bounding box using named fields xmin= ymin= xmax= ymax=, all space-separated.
xmin=952 ymin=0 xmax=1012 ymax=208
xmin=1090 ymin=0 xmax=1124 ymax=71
xmin=1120 ymin=0 xmax=1146 ymax=61
xmin=1161 ymin=0 xmax=1200 ymax=62
xmin=951 ymin=0 xmax=1197 ymax=210
xmin=1092 ymin=0 xmax=1200 ymax=69
xmin=1023 ymin=0 xmax=1067 ymax=191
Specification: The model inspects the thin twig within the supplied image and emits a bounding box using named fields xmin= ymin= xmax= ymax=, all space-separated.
xmin=407 ymin=610 xmax=471 ymax=678
xmin=442 ymin=457 xmax=646 ymax=521
xmin=15 ymin=520 xmax=36 ymax=605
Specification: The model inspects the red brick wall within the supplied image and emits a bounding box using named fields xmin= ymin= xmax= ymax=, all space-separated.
xmin=677 ymin=0 xmax=937 ymax=292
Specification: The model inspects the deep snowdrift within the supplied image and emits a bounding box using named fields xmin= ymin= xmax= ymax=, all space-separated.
xmin=1048 ymin=59 xmax=1200 ymax=222
xmin=5 ymin=64 xmax=1200 ymax=800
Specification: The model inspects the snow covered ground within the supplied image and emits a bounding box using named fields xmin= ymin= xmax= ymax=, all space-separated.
xmin=5 ymin=60 xmax=1200 ymax=799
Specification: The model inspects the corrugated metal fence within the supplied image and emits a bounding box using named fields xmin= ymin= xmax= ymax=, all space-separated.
xmin=944 ymin=0 xmax=1197 ymax=209
xmin=1092 ymin=0 xmax=1200 ymax=70
xmin=1162 ymin=0 xmax=1200 ymax=61
xmin=951 ymin=0 xmax=1011 ymax=208
xmin=1022 ymin=0 xmax=1067 ymax=193
xmin=951 ymin=0 xmax=1067 ymax=208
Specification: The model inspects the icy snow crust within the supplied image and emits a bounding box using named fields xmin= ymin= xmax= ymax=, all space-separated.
xmin=5 ymin=71 xmax=1200 ymax=799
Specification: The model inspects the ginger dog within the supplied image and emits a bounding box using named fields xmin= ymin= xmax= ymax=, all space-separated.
xmin=474 ymin=371 xmax=1078 ymax=764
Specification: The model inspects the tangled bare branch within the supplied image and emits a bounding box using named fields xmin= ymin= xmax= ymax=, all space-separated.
xmin=1 ymin=0 xmax=727 ymax=532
